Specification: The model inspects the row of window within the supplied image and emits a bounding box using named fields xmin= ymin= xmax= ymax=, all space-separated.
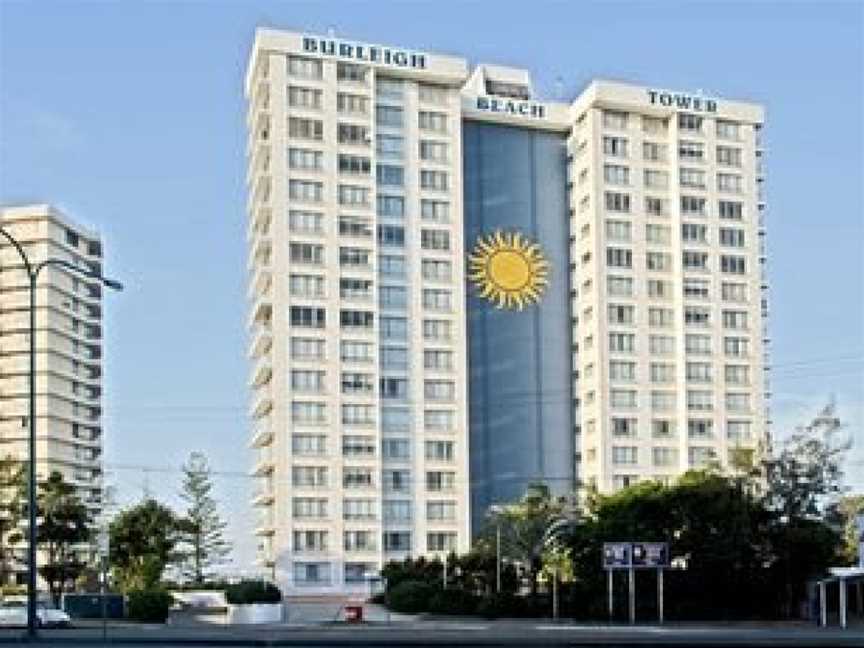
xmin=290 ymin=466 xmax=457 ymax=491
xmin=289 ymin=325 xmax=453 ymax=362
xmin=601 ymin=109 xmax=743 ymax=140
xmin=289 ymin=436 xmax=455 ymax=460
xmin=291 ymin=497 xmax=455 ymax=522
xmin=602 ymin=360 xmax=752 ymax=385
xmin=605 ymin=417 xmax=752 ymax=440
xmin=590 ymin=388 xmax=753 ymax=412
xmin=288 ymin=172 xmax=449 ymax=207
xmin=290 ymin=403 xmax=456 ymax=431
xmin=288 ymin=111 xmax=449 ymax=145
xmin=601 ymin=138 xmax=744 ymax=166
xmin=601 ymin=276 xmax=749 ymax=302
xmin=596 ymin=193 xmax=747 ymax=219
xmin=599 ymin=220 xmax=746 ymax=247
xmin=288 ymin=200 xmax=450 ymax=237
xmin=289 ymin=302 xmax=459 ymax=331
xmin=290 ymin=371 xmax=457 ymax=399
xmin=606 ymin=248 xmax=747 ymax=274
xmin=289 ymin=143 xmax=450 ymax=175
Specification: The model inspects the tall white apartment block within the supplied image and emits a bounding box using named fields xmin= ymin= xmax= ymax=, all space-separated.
xmin=245 ymin=29 xmax=769 ymax=594
xmin=0 ymin=205 xmax=105 ymax=580
xmin=568 ymin=83 xmax=769 ymax=492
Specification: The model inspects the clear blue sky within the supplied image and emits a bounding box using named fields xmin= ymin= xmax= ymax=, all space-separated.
xmin=1 ymin=1 xmax=862 ymax=571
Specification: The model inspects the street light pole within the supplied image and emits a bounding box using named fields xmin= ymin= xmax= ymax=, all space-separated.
xmin=1 ymin=227 xmax=122 ymax=640
xmin=496 ymin=523 xmax=501 ymax=594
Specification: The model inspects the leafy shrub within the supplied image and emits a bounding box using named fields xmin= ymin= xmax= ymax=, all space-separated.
xmin=224 ymin=580 xmax=282 ymax=605
xmin=385 ymin=580 xmax=436 ymax=614
xmin=428 ymin=588 xmax=477 ymax=615
xmin=126 ymin=589 xmax=174 ymax=623
xmin=476 ymin=592 xmax=519 ymax=619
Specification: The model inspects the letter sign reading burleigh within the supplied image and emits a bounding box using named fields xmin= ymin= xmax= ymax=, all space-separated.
xmin=647 ymin=89 xmax=717 ymax=113
xmin=303 ymin=36 xmax=427 ymax=70
xmin=475 ymin=96 xmax=546 ymax=119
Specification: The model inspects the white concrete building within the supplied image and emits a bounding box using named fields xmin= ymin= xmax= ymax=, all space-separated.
xmin=244 ymin=28 xmax=769 ymax=595
xmin=0 ymin=204 xmax=105 ymax=582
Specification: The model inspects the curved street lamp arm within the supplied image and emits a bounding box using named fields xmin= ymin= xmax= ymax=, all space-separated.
xmin=0 ymin=226 xmax=34 ymax=276
xmin=35 ymin=258 xmax=124 ymax=291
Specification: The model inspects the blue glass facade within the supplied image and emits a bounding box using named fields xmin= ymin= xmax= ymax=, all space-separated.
xmin=462 ymin=122 xmax=574 ymax=534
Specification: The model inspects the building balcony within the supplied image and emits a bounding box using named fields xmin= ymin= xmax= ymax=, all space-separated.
xmin=252 ymin=445 xmax=274 ymax=476
xmin=254 ymin=508 xmax=276 ymax=536
xmin=247 ymin=235 xmax=272 ymax=272
xmin=252 ymin=486 xmax=275 ymax=506
xmin=248 ymin=323 xmax=272 ymax=359
xmin=247 ymin=265 xmax=272 ymax=301
xmin=247 ymin=300 xmax=272 ymax=331
xmin=249 ymin=355 xmax=272 ymax=388
xmin=249 ymin=422 xmax=273 ymax=448
xmin=250 ymin=385 xmax=273 ymax=419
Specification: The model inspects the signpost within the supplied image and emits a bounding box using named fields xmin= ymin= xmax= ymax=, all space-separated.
xmin=603 ymin=542 xmax=669 ymax=624
xmin=97 ymin=527 xmax=109 ymax=643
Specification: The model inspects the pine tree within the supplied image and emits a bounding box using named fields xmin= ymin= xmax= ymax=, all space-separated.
xmin=179 ymin=452 xmax=230 ymax=584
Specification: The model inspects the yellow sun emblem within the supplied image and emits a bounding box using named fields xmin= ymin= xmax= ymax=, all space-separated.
xmin=468 ymin=231 xmax=550 ymax=310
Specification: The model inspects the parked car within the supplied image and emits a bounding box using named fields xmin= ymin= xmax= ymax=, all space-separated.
xmin=0 ymin=600 xmax=72 ymax=627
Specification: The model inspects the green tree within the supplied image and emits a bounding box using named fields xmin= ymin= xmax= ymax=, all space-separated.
xmin=178 ymin=452 xmax=230 ymax=584
xmin=109 ymin=499 xmax=186 ymax=590
xmin=35 ymin=472 xmax=91 ymax=606
xmin=826 ymin=494 xmax=864 ymax=565
xmin=0 ymin=456 xmax=25 ymax=585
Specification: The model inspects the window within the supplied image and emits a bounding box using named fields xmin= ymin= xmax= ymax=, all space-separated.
xmin=642 ymin=116 xmax=668 ymax=134
xmin=603 ymin=110 xmax=628 ymax=129
xmin=427 ymin=501 xmax=456 ymax=521
xmin=376 ymin=134 xmax=404 ymax=158
xmin=419 ymin=111 xmax=447 ymax=133
xmin=683 ymin=278 xmax=710 ymax=299
xmin=717 ymin=146 xmax=742 ymax=167
xmin=605 ymin=191 xmax=631 ymax=212
xmin=289 ymin=179 xmax=323 ymax=202
xmin=292 ymin=434 xmax=327 ymax=456
xmin=609 ymin=333 xmax=636 ymax=353
xmin=292 ymin=466 xmax=328 ymax=487
xmin=288 ymin=56 xmax=322 ymax=80
xmin=420 ymin=169 xmax=449 ymax=191
xmin=382 ymin=439 xmax=410 ymax=460
xmin=716 ymin=120 xmax=741 ymax=140
xmin=642 ymin=142 xmax=666 ymax=161
xmin=340 ymin=278 xmax=372 ymax=301
xmin=646 ymin=252 xmax=672 ymax=272
xmin=604 ymin=164 xmax=630 ymax=185
xmin=376 ymin=105 xmax=403 ymax=128
xmin=605 ymin=220 xmax=631 ymax=242
xmin=427 ymin=532 xmax=457 ymax=552
xmin=289 ymin=147 xmax=324 ymax=170
xmin=289 ymin=210 xmax=324 ymax=234
xmin=647 ymin=279 xmax=672 ymax=299
xmin=383 ymin=531 xmax=412 ymax=551
xmin=381 ymin=346 xmax=408 ymax=370
xmin=289 ymin=117 xmax=324 ymax=141
xmin=425 ymin=410 xmax=455 ymax=432
xmin=337 ymin=154 xmax=371 ymax=175
xmin=652 ymin=447 xmax=678 ymax=467
xmin=610 ymin=389 xmax=637 ymax=408
xmin=291 ymin=370 xmax=325 ymax=392
xmin=721 ymin=282 xmax=748 ymax=302
xmin=644 ymin=169 xmax=669 ymax=189
xmin=608 ymin=304 xmax=635 ymax=325
xmin=376 ymin=77 xmax=403 ymax=98
xmin=719 ymin=200 xmax=744 ymax=220
xmin=421 ymin=229 xmax=451 ymax=251
xmin=649 ymin=335 xmax=674 ymax=355
xmin=293 ymin=530 xmax=328 ymax=552
xmin=379 ymin=255 xmax=406 ymax=277
xmin=424 ymin=350 xmax=453 ymax=371
xmin=678 ymin=113 xmax=702 ymax=132
xmin=425 ymin=440 xmax=454 ymax=461
xmin=338 ymin=185 xmax=370 ymax=207
xmin=679 ymin=140 xmax=704 ymax=162
xmin=337 ymin=123 xmax=370 ymax=146
xmin=689 ymin=447 xmax=716 ymax=468
xmin=339 ymin=216 xmax=373 ymax=238
xmin=686 ymin=362 xmax=713 ymax=383
xmin=293 ymin=497 xmax=328 ymax=518
xmin=648 ymin=307 xmax=673 ymax=328
xmin=651 ymin=391 xmax=676 ymax=411
xmin=724 ymin=336 xmax=750 ymax=357
xmin=380 ymin=316 xmax=408 ymax=341
xmin=291 ymin=337 xmax=325 ymax=361
xmin=288 ymin=86 xmax=322 ymax=110
xmin=645 ymin=224 xmax=670 ymax=245
xmin=682 ymin=251 xmax=709 ymax=271
xmin=652 ymin=420 xmax=674 ymax=438
xmin=376 ymin=164 xmax=404 ymax=187
xmin=341 ymin=372 xmax=374 ymax=394
xmin=338 ymin=93 xmax=369 ymax=115
xmin=687 ymin=390 xmax=713 ymax=411
xmin=718 ymin=173 xmax=743 ymax=193
xmin=420 ymin=140 xmax=449 ymax=162
xmin=341 ymin=341 xmax=374 ymax=363
xmin=685 ymin=334 xmax=712 ymax=355
xmin=423 ymin=289 xmax=452 ymax=312
xmin=423 ymin=319 xmax=452 ymax=341
xmin=609 ymin=361 xmax=636 ymax=382
xmin=719 ymin=228 xmax=745 ymax=248
xmin=722 ymin=310 xmax=748 ymax=330
xmin=680 ymin=168 xmax=706 ymax=188
xmin=650 ymin=363 xmax=675 ymax=384
xmin=337 ymin=62 xmax=367 ymax=83
xmin=422 ymin=259 xmax=452 ymax=281
xmin=340 ymin=310 xmax=373 ymax=329
xmin=419 ymin=83 xmax=449 ymax=105
xmin=421 ymin=200 xmax=450 ymax=223
xmin=684 ymin=306 xmax=710 ymax=327
xmin=290 ymin=274 xmax=325 ymax=298
xmin=726 ymin=392 xmax=751 ymax=412
xmin=645 ymin=197 xmax=668 ymax=216
xmin=688 ymin=419 xmax=714 ymax=439
xmin=342 ymin=436 xmax=376 ymax=458
xmin=612 ymin=446 xmax=638 ymax=465
xmin=727 ymin=420 xmax=752 ymax=442
xmin=382 ymin=407 xmax=410 ymax=431
xmin=377 ymin=195 xmax=405 ymax=219
xmin=725 ymin=365 xmax=750 ymax=385
xmin=290 ymin=306 xmax=326 ymax=328
xmin=607 ymin=276 xmax=633 ymax=297
xmin=343 ymin=467 xmax=374 ymax=488
xmin=721 ymin=255 xmax=746 ymax=274
xmin=426 ymin=471 xmax=455 ymax=492
xmin=603 ymin=136 xmax=629 ymax=157
xmin=380 ymin=377 xmax=409 ymax=400
xmin=611 ymin=417 xmax=638 ymax=437
xmin=606 ymin=247 xmax=633 ymax=268
xmin=681 ymin=223 xmax=708 ymax=243
xmin=681 ymin=196 xmax=707 ymax=216
xmin=339 ymin=247 xmax=372 ymax=267
xmin=424 ymin=380 xmax=455 ymax=401
xmin=377 ymin=224 xmax=405 ymax=247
